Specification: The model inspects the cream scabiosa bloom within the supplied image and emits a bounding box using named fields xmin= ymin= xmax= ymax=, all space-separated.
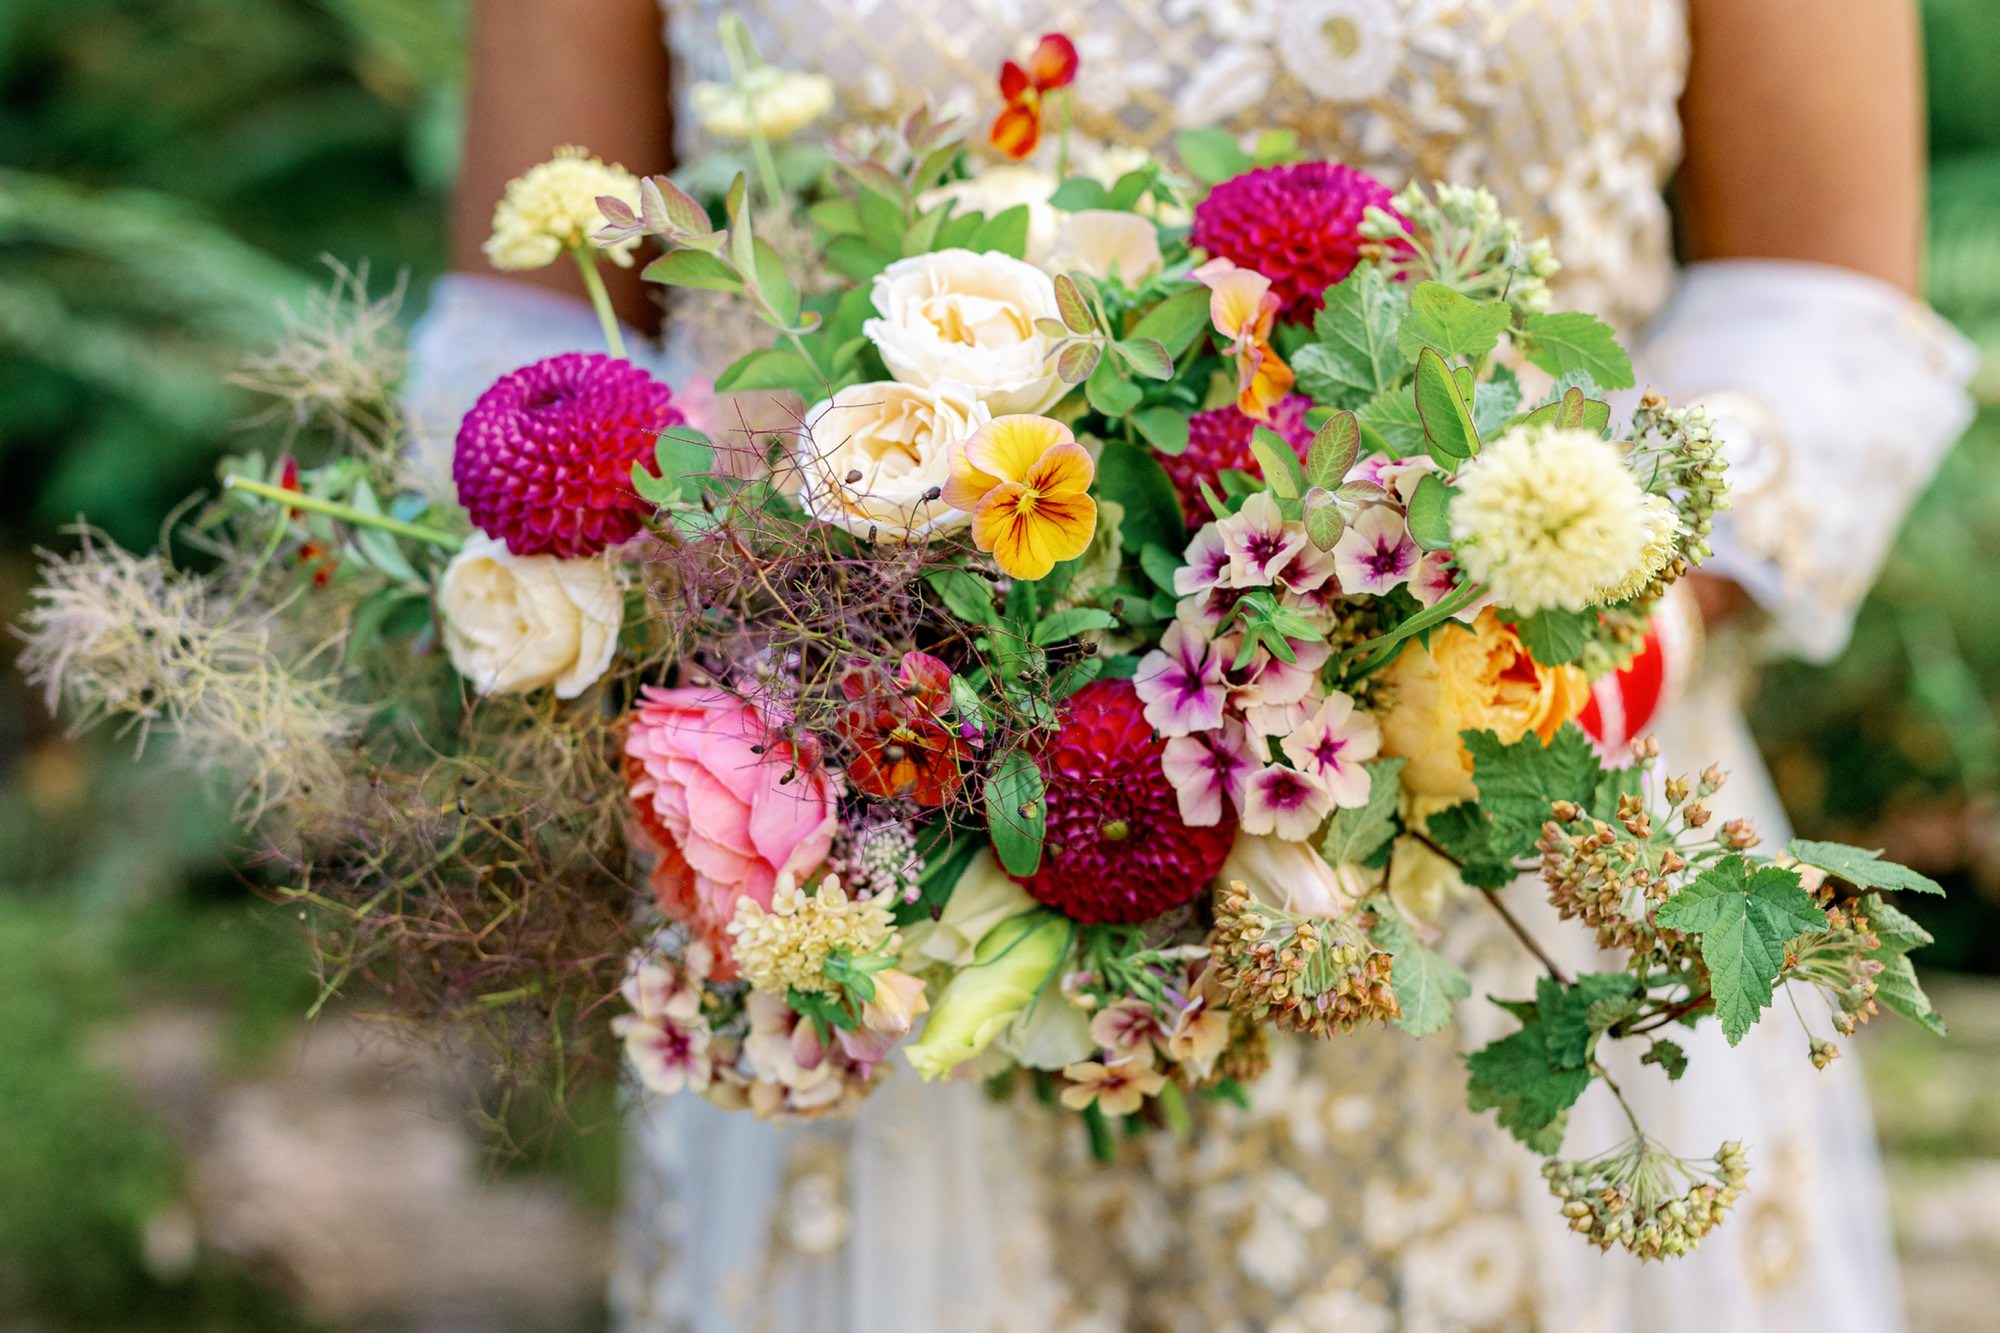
xmin=796 ymin=379 xmax=989 ymax=541
xmin=727 ymin=872 xmax=898 ymax=996
xmin=483 ymin=146 xmax=642 ymax=271
xmin=689 ymin=66 xmax=834 ymax=142
xmin=438 ymin=534 xmax=622 ymax=699
xmin=1450 ymin=424 xmax=1675 ymax=613
xmin=864 ymin=249 xmax=1067 ymax=415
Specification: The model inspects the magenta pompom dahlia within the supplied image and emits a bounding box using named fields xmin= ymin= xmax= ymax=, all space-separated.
xmin=1190 ymin=162 xmax=1402 ymax=322
xmin=1011 ymin=679 xmax=1236 ymax=924
xmin=1158 ymin=394 xmax=1316 ymax=528
xmin=454 ymin=352 xmax=685 ymax=558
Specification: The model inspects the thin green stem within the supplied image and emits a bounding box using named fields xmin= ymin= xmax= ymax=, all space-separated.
xmin=1156 ymin=1079 xmax=1193 ymax=1139
xmin=1590 ymin=1059 xmax=1646 ymax=1138
xmin=1055 ymin=89 xmax=1073 ymax=180
xmin=222 ymin=475 xmax=462 ymax=550
xmin=572 ymin=246 xmax=627 ymax=360
xmin=1342 ymin=580 xmax=1486 ymax=676
xmin=224 ymin=507 xmax=292 ymax=617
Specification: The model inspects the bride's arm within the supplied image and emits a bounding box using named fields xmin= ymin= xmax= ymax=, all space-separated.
xmin=450 ymin=0 xmax=673 ymax=331
xmin=1651 ymin=0 xmax=1975 ymax=659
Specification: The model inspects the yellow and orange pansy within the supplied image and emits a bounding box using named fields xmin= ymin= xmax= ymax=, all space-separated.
xmin=1194 ymin=257 xmax=1294 ymax=422
xmin=942 ymin=414 xmax=1098 ymax=581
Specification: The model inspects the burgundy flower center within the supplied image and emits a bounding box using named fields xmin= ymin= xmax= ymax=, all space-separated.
xmin=1366 ymin=538 xmax=1412 ymax=579
xmin=1309 ymin=735 xmax=1347 ymax=771
xmin=1262 ymin=769 xmax=1318 ymax=810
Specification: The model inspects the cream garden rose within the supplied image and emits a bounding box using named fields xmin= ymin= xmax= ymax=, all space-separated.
xmin=797 ymin=379 xmax=990 ymax=540
xmin=1045 ymin=210 xmax=1164 ymax=286
xmin=917 ymin=165 xmax=1062 ymax=263
xmin=864 ymin=249 xmax=1067 ymax=415
xmin=439 ymin=534 xmax=622 ymax=698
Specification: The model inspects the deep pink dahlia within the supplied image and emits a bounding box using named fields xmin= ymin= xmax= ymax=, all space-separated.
xmin=1190 ymin=162 xmax=1402 ymax=322
xmin=454 ymin=352 xmax=685 ymax=557
xmin=1010 ymin=679 xmax=1236 ymax=925
xmin=1158 ymin=394 xmax=1315 ymax=527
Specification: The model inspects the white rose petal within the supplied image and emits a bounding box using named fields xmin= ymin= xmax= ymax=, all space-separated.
xmin=863 ymin=248 xmax=1067 ymax=415
xmin=918 ymin=166 xmax=1062 ymax=264
xmin=1046 ymin=210 xmax=1165 ymax=287
xmin=797 ymin=379 xmax=989 ymax=541
xmin=1217 ymin=832 xmax=1367 ymax=918
xmin=438 ymin=534 xmax=622 ymax=699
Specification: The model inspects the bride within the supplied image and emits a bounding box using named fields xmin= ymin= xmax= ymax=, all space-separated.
xmin=409 ymin=1 xmax=1974 ymax=1328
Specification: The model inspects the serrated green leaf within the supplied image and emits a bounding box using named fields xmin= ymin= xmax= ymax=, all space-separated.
xmin=1133 ymin=407 xmax=1191 ymax=456
xmin=1641 ymin=1038 xmax=1688 ymax=1080
xmin=1466 ymin=1020 xmax=1590 ymax=1149
xmin=1538 ymin=972 xmax=1641 ymax=1066
xmin=1655 ymin=857 xmax=1827 ymax=1045
xmin=1304 ymin=411 xmax=1361 ymax=489
xmin=1413 ymin=346 xmax=1478 ymax=462
xmin=1397 ymin=282 xmax=1513 ymax=361
xmin=1516 ymin=311 xmax=1635 ymax=390
xmin=1860 ymin=894 xmax=1934 ymax=954
xmin=986 ymin=749 xmax=1047 ymax=876
xmin=1422 ymin=801 xmax=1515 ymax=889
xmin=1294 ymin=262 xmax=1408 ymax=408
xmin=1873 ymin=953 xmax=1947 ymax=1036
xmin=1509 ymin=607 xmax=1595 ymax=667
xmin=1405 ymin=472 xmax=1454 ymax=550
xmin=1371 ymin=896 xmax=1470 ymax=1038
xmin=1787 ymin=839 xmax=1945 ymax=896
xmin=1320 ymin=757 xmax=1408 ymax=867
xmin=1470 ymin=366 xmax=1522 ymax=439
xmin=1462 ymin=725 xmax=1603 ymax=860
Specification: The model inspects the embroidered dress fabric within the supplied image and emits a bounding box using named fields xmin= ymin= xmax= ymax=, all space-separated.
xmin=400 ymin=1 xmax=1976 ymax=1327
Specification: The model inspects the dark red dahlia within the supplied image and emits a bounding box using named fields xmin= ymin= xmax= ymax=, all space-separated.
xmin=1158 ymin=394 xmax=1315 ymax=527
xmin=453 ymin=351 xmax=685 ymax=557
xmin=1190 ymin=162 xmax=1402 ymax=322
xmin=1009 ymin=678 xmax=1235 ymax=924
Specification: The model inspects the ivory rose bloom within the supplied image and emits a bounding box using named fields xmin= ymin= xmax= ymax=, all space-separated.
xmin=1046 ymin=210 xmax=1164 ymax=286
xmin=439 ymin=534 xmax=621 ymax=699
xmin=625 ymin=688 xmax=838 ymax=974
xmin=864 ymin=249 xmax=1066 ymax=415
xmin=797 ymin=379 xmax=990 ymax=540
xmin=1380 ymin=609 xmax=1592 ymax=799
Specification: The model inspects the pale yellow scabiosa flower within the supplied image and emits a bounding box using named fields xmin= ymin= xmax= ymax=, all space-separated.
xmin=690 ymin=66 xmax=835 ymax=142
xmin=1450 ymin=424 xmax=1678 ymax=614
xmin=941 ymin=414 xmax=1098 ymax=582
xmin=727 ymin=872 xmax=899 ymax=996
xmin=483 ymin=145 xmax=642 ymax=272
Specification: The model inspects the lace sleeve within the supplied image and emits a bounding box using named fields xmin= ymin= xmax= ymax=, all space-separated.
xmin=402 ymin=274 xmax=669 ymax=501
xmin=1638 ymin=259 xmax=1977 ymax=662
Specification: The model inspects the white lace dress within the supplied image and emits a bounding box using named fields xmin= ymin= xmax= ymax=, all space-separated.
xmin=405 ymin=2 xmax=1977 ymax=1328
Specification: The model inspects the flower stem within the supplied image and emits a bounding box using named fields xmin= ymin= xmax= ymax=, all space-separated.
xmin=1055 ymin=89 xmax=1073 ymax=180
xmin=1342 ymin=580 xmax=1486 ymax=676
xmin=222 ymin=475 xmax=462 ymax=550
xmin=572 ymin=246 xmax=627 ymax=360
xmin=1156 ymin=1079 xmax=1194 ymax=1139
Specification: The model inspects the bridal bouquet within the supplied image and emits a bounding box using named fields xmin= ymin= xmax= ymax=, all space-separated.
xmin=22 ymin=32 xmax=1950 ymax=1262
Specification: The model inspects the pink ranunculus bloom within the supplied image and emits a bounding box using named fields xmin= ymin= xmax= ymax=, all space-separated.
xmin=1160 ymin=719 xmax=1255 ymax=827
xmin=1238 ymin=762 xmax=1336 ymax=842
xmin=1332 ymin=505 xmax=1420 ymax=596
xmin=1279 ymin=691 xmax=1381 ymax=809
xmin=1134 ymin=620 xmax=1229 ymax=737
xmin=625 ymin=686 xmax=838 ymax=975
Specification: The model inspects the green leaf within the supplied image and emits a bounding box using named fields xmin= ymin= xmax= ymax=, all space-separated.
xmin=1873 ymin=953 xmax=1947 ymax=1036
xmin=1032 ymin=608 xmax=1118 ymax=645
xmin=1320 ymin=757 xmax=1408 ymax=867
xmin=1466 ymin=1020 xmax=1590 ymax=1150
xmin=1540 ymin=973 xmax=1643 ymax=1066
xmin=1654 ymin=857 xmax=1828 ymax=1045
xmin=641 ymin=248 xmax=743 ymax=292
xmin=1094 ymin=440 xmax=1186 ymax=554
xmin=751 ymin=238 xmax=800 ymax=326
xmin=1114 ymin=337 xmax=1174 ymax=381
xmin=1249 ymin=427 xmax=1304 ymax=499
xmin=1304 ymin=411 xmax=1361 ymax=489
xmin=714 ymin=347 xmax=819 ymax=395
xmin=985 ymin=750 xmax=1048 ymax=877
xmin=1510 ymin=607 xmax=1595 ymax=667
xmin=808 ymin=197 xmax=862 ymax=236
xmin=1295 ymin=263 xmax=1408 ymax=408
xmin=1056 ymin=341 xmax=1101 ymax=385
xmin=969 ymin=204 xmax=1030 ymax=259
xmin=1370 ymin=897 xmax=1470 ymax=1038
xmin=1139 ymin=543 xmax=1183 ymax=594
xmin=1129 ymin=287 xmax=1213 ymax=359
xmin=1357 ymin=385 xmax=1426 ymax=456
xmin=1397 ymin=282 xmax=1513 ymax=361
xmin=1515 ymin=311 xmax=1635 ymax=390
xmin=825 ymin=235 xmax=893 ymax=283
xmin=1860 ymin=894 xmax=1934 ymax=954
xmin=1470 ymin=366 xmax=1522 ymax=439
xmin=926 ymin=568 xmax=998 ymax=626
xmin=1422 ymin=802 xmax=1515 ymax=890
xmin=1413 ymin=347 xmax=1478 ymax=463
xmin=1054 ymin=273 xmax=1095 ymax=333
xmin=1176 ymin=127 xmax=1252 ymax=183
xmin=1048 ymin=177 xmax=1111 ymax=211
xmin=1641 ymin=1038 xmax=1689 ymax=1081
xmin=1302 ymin=491 xmax=1344 ymax=550
xmin=1133 ymin=406 xmax=1191 ymax=456
xmin=1404 ymin=472 xmax=1454 ymax=550
xmin=633 ymin=428 xmax=716 ymax=504
xmin=1786 ymin=839 xmax=1946 ymax=896
xmin=1086 ymin=356 xmax=1142 ymax=416
xmin=1462 ymin=725 xmax=1603 ymax=860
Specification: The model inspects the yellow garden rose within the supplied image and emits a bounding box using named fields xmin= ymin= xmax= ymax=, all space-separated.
xmin=1380 ymin=609 xmax=1591 ymax=799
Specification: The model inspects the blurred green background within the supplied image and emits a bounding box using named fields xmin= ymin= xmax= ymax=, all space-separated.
xmin=1 ymin=0 xmax=1997 ymax=1327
